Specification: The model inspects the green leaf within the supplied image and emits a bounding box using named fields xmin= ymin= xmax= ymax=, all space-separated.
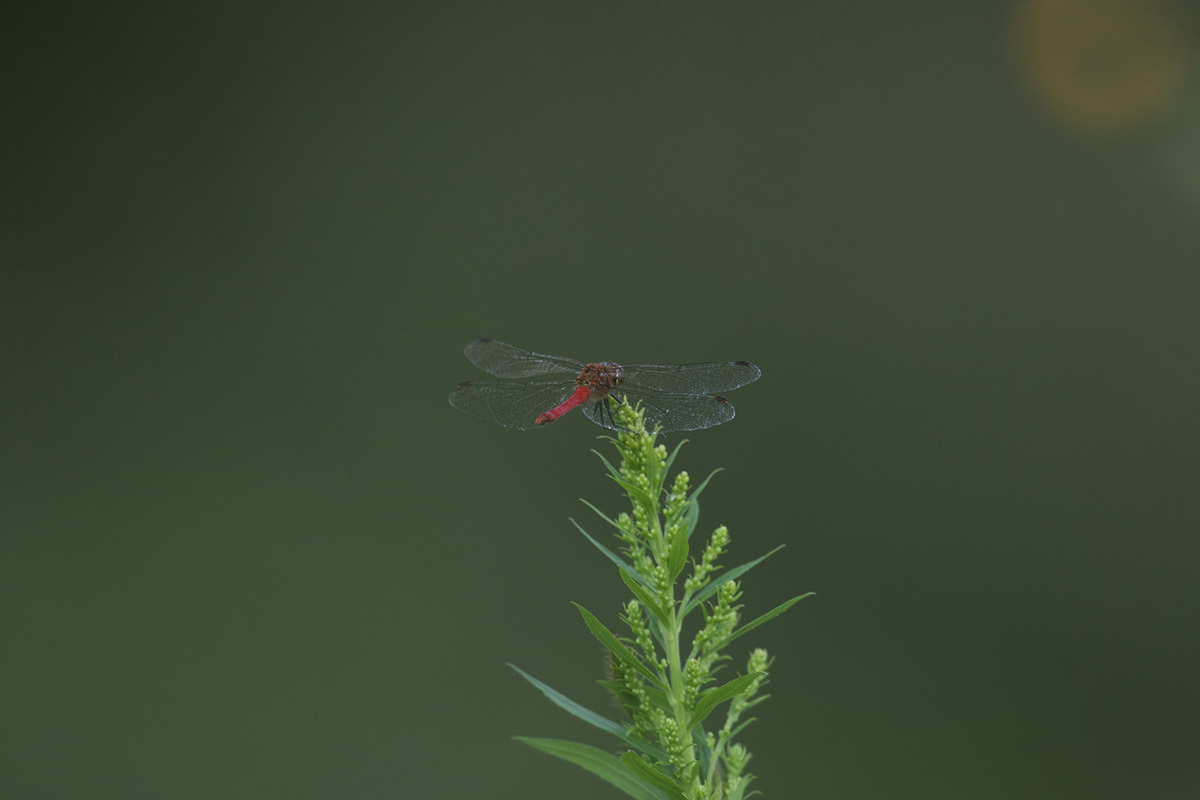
xmin=615 ymin=478 xmax=657 ymax=517
xmin=574 ymin=603 xmax=666 ymax=690
xmin=572 ymin=519 xmax=655 ymax=592
xmin=732 ymin=775 xmax=759 ymax=800
xmin=618 ymin=752 xmax=689 ymax=800
xmin=737 ymin=694 xmax=770 ymax=714
xmin=507 ymin=664 xmax=668 ymax=761
xmin=685 ymin=468 xmax=722 ymax=507
xmin=682 ymin=546 xmax=786 ymax=617
xmin=592 ymin=444 xmax=635 ymax=485
xmin=727 ymin=715 xmax=758 ymax=740
xmin=592 ymin=448 xmax=624 ymax=483
xmin=688 ymin=672 xmax=763 ymax=729
xmin=642 ymin=451 xmax=663 ymax=498
xmin=665 ymin=519 xmax=690 ymax=582
xmin=712 ymin=593 xmax=814 ymax=651
xmin=515 ymin=738 xmax=671 ymax=800
xmin=680 ymin=497 xmax=700 ymax=540
xmin=620 ymin=568 xmax=669 ymax=626
xmin=660 ymin=438 xmax=688 ymax=478
xmin=579 ymin=498 xmax=622 ymax=531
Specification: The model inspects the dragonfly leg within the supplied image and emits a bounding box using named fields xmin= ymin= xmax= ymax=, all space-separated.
xmin=603 ymin=394 xmax=638 ymax=433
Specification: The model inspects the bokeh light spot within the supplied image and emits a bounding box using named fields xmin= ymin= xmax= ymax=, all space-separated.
xmin=1012 ymin=0 xmax=1192 ymax=134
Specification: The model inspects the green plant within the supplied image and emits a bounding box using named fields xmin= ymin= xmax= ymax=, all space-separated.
xmin=511 ymin=402 xmax=812 ymax=800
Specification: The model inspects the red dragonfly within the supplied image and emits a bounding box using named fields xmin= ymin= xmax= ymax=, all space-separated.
xmin=448 ymin=338 xmax=761 ymax=432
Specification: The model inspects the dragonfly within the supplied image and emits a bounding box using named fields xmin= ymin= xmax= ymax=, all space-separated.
xmin=448 ymin=338 xmax=761 ymax=432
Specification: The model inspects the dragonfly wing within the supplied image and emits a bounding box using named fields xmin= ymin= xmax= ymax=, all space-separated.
xmin=463 ymin=338 xmax=581 ymax=379
xmin=610 ymin=388 xmax=738 ymax=432
xmin=448 ymin=380 xmax=575 ymax=430
xmin=620 ymin=361 xmax=761 ymax=394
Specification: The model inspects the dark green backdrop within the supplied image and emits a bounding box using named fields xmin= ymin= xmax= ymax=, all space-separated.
xmin=4 ymin=2 xmax=1198 ymax=798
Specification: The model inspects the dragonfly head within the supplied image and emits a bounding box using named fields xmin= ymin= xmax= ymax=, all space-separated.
xmin=578 ymin=362 xmax=625 ymax=391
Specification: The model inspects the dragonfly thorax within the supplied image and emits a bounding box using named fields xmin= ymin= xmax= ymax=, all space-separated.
xmin=577 ymin=362 xmax=625 ymax=395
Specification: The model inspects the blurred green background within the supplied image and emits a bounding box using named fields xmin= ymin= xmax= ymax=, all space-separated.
xmin=3 ymin=2 xmax=1198 ymax=798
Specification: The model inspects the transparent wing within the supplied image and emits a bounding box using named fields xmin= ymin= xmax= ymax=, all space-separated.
xmin=620 ymin=361 xmax=761 ymax=395
xmin=448 ymin=379 xmax=575 ymax=430
xmin=582 ymin=388 xmax=738 ymax=432
xmin=462 ymin=338 xmax=582 ymax=379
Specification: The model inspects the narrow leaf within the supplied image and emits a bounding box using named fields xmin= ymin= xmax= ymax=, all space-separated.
xmin=572 ymin=520 xmax=655 ymax=592
xmin=727 ymin=716 xmax=757 ymax=740
xmin=712 ymin=593 xmax=814 ymax=651
xmin=682 ymin=546 xmax=786 ymax=617
xmin=620 ymin=568 xmax=669 ymax=626
xmin=574 ymin=603 xmax=666 ymax=690
xmin=735 ymin=776 xmax=759 ymax=800
xmin=507 ymin=664 xmax=667 ymax=760
xmin=737 ymin=694 xmax=770 ymax=714
xmin=579 ymin=498 xmax=622 ymax=532
xmin=592 ymin=448 xmax=624 ymax=482
xmin=618 ymin=752 xmax=688 ymax=800
xmin=643 ymin=449 xmax=663 ymax=499
xmin=515 ymin=737 xmax=670 ymax=800
xmin=660 ymin=438 xmax=688 ymax=477
xmin=680 ymin=498 xmax=700 ymax=540
xmin=688 ymin=672 xmax=763 ymax=730
xmin=685 ymin=468 xmax=722 ymax=507
xmin=615 ymin=478 xmax=657 ymax=516
xmin=666 ymin=522 xmax=690 ymax=582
